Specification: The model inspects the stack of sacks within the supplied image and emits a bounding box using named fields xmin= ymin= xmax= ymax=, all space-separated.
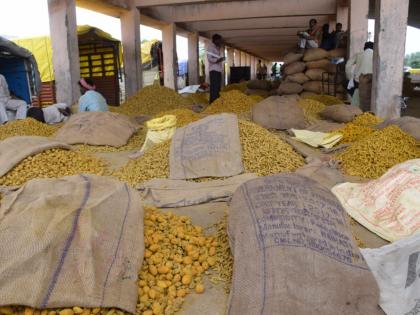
xmin=279 ymin=48 xmax=347 ymax=99
xmin=278 ymin=53 xmax=306 ymax=95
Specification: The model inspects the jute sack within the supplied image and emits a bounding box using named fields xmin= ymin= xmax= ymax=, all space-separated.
xmin=303 ymin=80 xmax=323 ymax=93
xmin=252 ymin=95 xmax=306 ymax=130
xmin=271 ymin=80 xmax=281 ymax=89
xmin=227 ymin=174 xmax=381 ymax=315
xmin=300 ymin=91 xmax=317 ymax=98
xmin=55 ymin=112 xmax=139 ymax=147
xmin=374 ymin=116 xmax=420 ymax=140
xmin=303 ymin=48 xmax=329 ymax=62
xmin=277 ymin=82 xmax=303 ymax=95
xmin=246 ymin=80 xmax=272 ymax=91
xmin=329 ymin=48 xmax=347 ymax=58
xmin=320 ymin=104 xmax=363 ymax=123
xmin=0 ymin=136 xmax=71 ymax=177
xmin=305 ymin=68 xmax=326 ymax=81
xmin=0 ymin=174 xmax=144 ymax=313
xmin=169 ymin=113 xmax=243 ymax=179
xmin=284 ymin=62 xmax=306 ymax=76
xmin=359 ymin=74 xmax=372 ymax=112
xmin=283 ymin=52 xmax=303 ymax=65
xmin=138 ymin=173 xmax=257 ymax=208
xmin=306 ymin=59 xmax=331 ymax=70
xmin=286 ymin=72 xmax=310 ymax=84
xmin=244 ymin=89 xmax=270 ymax=97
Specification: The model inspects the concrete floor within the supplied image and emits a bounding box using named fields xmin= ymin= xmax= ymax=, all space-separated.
xmin=93 ymin=129 xmax=390 ymax=315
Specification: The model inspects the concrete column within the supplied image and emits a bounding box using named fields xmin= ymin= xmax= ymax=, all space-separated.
xmin=336 ymin=5 xmax=349 ymax=30
xmin=47 ymin=0 xmax=80 ymax=106
xmin=240 ymin=51 xmax=246 ymax=66
xmin=120 ymin=3 xmax=142 ymax=97
xmin=226 ymin=47 xmax=234 ymax=83
xmin=234 ymin=49 xmax=241 ymax=67
xmin=251 ymin=56 xmax=256 ymax=80
xmin=162 ymin=23 xmax=177 ymax=90
xmin=348 ymin=0 xmax=369 ymax=58
xmin=371 ymin=0 xmax=409 ymax=118
xmin=188 ymin=32 xmax=199 ymax=85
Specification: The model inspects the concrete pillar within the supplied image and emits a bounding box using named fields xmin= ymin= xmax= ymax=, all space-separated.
xmin=120 ymin=3 xmax=142 ymax=97
xmin=348 ymin=0 xmax=369 ymax=58
xmin=371 ymin=0 xmax=409 ymax=118
xmin=226 ymin=47 xmax=234 ymax=83
xmin=234 ymin=49 xmax=240 ymax=67
xmin=251 ymin=56 xmax=256 ymax=80
xmin=47 ymin=0 xmax=80 ymax=106
xmin=162 ymin=23 xmax=177 ymax=90
xmin=188 ymin=32 xmax=199 ymax=85
xmin=336 ymin=5 xmax=349 ymax=30
xmin=240 ymin=51 xmax=246 ymax=66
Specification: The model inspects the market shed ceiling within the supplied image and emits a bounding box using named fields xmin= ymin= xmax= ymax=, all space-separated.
xmin=139 ymin=0 xmax=336 ymax=60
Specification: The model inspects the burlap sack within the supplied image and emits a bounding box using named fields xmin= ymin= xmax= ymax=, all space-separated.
xmin=271 ymin=80 xmax=281 ymax=89
xmin=55 ymin=112 xmax=139 ymax=147
xmin=303 ymin=48 xmax=329 ymax=62
xmin=284 ymin=62 xmax=306 ymax=76
xmin=286 ymin=72 xmax=310 ymax=84
xmin=283 ymin=52 xmax=303 ymax=65
xmin=359 ymin=74 xmax=372 ymax=112
xmin=303 ymin=81 xmax=323 ymax=93
xmin=138 ymin=173 xmax=257 ymax=208
xmin=227 ymin=174 xmax=381 ymax=315
xmin=374 ymin=116 xmax=420 ymax=140
xmin=303 ymin=81 xmax=344 ymax=94
xmin=252 ymin=96 xmax=306 ymax=130
xmin=0 ymin=174 xmax=143 ymax=313
xmin=169 ymin=114 xmax=243 ymax=179
xmin=329 ymin=48 xmax=347 ymax=58
xmin=277 ymin=82 xmax=303 ymax=95
xmin=246 ymin=80 xmax=272 ymax=91
xmin=305 ymin=68 xmax=326 ymax=81
xmin=306 ymin=59 xmax=331 ymax=70
xmin=300 ymin=91 xmax=317 ymax=98
xmin=295 ymin=157 xmax=345 ymax=189
xmin=244 ymin=89 xmax=269 ymax=97
xmin=0 ymin=136 xmax=71 ymax=177
xmin=320 ymin=104 xmax=363 ymax=123
xmin=325 ymin=63 xmax=338 ymax=73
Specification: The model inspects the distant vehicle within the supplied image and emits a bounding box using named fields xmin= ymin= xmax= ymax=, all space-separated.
xmin=403 ymin=66 xmax=412 ymax=72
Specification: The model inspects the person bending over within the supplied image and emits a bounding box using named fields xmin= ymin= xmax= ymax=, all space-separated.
xmin=78 ymin=78 xmax=108 ymax=112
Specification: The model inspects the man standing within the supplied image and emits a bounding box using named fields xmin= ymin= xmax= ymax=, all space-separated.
xmin=345 ymin=42 xmax=374 ymax=109
xmin=207 ymin=34 xmax=225 ymax=103
xmin=331 ymin=23 xmax=345 ymax=49
xmin=257 ymin=60 xmax=262 ymax=80
xmin=0 ymin=74 xmax=28 ymax=124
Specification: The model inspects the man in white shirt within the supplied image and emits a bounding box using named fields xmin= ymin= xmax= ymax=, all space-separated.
xmin=345 ymin=42 xmax=374 ymax=107
xmin=207 ymin=34 xmax=225 ymax=103
xmin=0 ymin=74 xmax=28 ymax=124
xmin=27 ymin=103 xmax=71 ymax=124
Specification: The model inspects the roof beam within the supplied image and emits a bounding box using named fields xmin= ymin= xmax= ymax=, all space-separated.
xmin=76 ymin=0 xmax=129 ymax=17
xmin=141 ymin=0 xmax=336 ymax=23
xmin=184 ymin=15 xmax=331 ymax=31
xmin=136 ymin=0 xmax=251 ymax=7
